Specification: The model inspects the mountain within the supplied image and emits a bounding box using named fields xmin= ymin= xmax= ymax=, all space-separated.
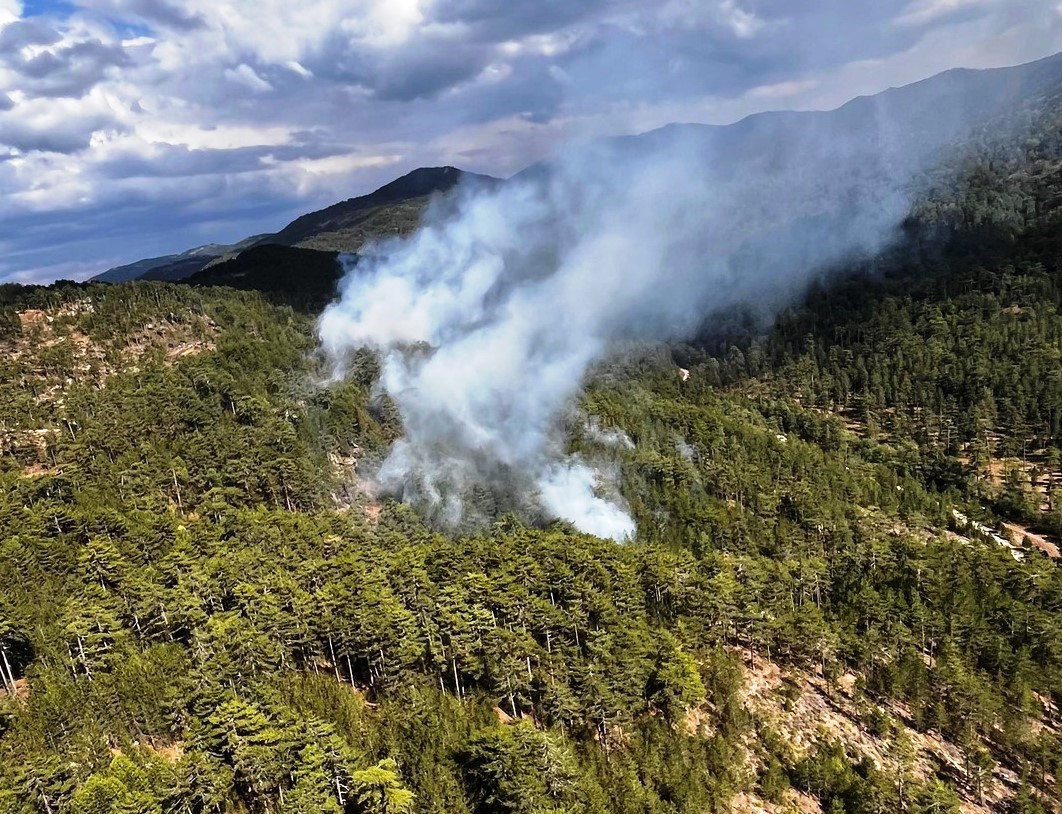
xmin=91 ymin=253 xmax=197 ymax=284
xmin=175 ymin=167 xmax=499 ymax=305
xmin=93 ymin=167 xmax=497 ymax=285
xmin=91 ymin=236 xmax=270 ymax=283
xmin=555 ymin=52 xmax=1062 ymax=259
xmin=192 ymin=54 xmax=1062 ymax=301
xmin=259 ymin=165 xmax=499 ymax=252
xmin=3 ymin=175 xmax=1062 ymax=812
xmin=627 ymin=50 xmax=1062 ymax=162
xmin=4 ymin=55 xmax=1062 ymax=814
xmin=95 ymin=55 xmax=1062 ymax=298
xmin=187 ymin=244 xmax=344 ymax=308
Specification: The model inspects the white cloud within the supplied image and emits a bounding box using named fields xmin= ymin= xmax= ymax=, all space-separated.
xmin=718 ymin=0 xmax=764 ymax=38
xmin=135 ymin=121 xmax=292 ymax=150
xmin=349 ymin=0 xmax=431 ymax=47
xmin=0 ymin=0 xmax=1059 ymax=281
xmin=659 ymin=0 xmax=765 ymax=38
xmin=286 ymin=60 xmax=313 ymax=78
xmin=279 ymin=150 xmax=402 ymax=178
xmin=0 ymin=0 xmax=20 ymax=26
xmin=224 ymin=63 xmax=273 ymax=93
xmin=896 ymin=0 xmax=992 ymax=26
xmin=748 ymin=78 xmax=819 ymax=100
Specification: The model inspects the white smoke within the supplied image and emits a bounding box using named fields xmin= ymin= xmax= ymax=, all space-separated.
xmin=583 ymin=417 xmax=636 ymax=451
xmin=539 ymin=461 xmax=635 ymax=541
xmin=316 ymin=113 xmax=951 ymax=540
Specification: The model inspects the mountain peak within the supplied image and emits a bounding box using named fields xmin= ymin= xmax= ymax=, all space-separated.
xmin=261 ymin=165 xmax=499 ymax=251
xmin=368 ymin=166 xmax=470 ymax=202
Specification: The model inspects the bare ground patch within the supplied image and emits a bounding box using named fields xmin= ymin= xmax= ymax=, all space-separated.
xmin=736 ymin=651 xmax=1031 ymax=814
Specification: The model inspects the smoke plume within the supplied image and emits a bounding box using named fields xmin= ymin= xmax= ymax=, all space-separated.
xmin=316 ymin=103 xmax=970 ymax=540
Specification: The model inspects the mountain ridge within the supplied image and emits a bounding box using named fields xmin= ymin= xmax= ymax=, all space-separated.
xmin=94 ymin=52 xmax=1062 ymax=302
xmin=258 ymin=165 xmax=500 ymax=250
xmin=92 ymin=166 xmax=497 ymax=284
xmin=5 ymin=50 xmax=1062 ymax=814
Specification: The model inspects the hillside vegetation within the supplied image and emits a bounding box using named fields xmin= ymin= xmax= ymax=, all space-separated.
xmin=3 ymin=228 xmax=1062 ymax=814
xmin=5 ymin=61 xmax=1062 ymax=814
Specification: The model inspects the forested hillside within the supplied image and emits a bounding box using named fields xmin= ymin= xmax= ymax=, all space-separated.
xmin=3 ymin=226 xmax=1062 ymax=814
xmin=4 ymin=61 xmax=1062 ymax=814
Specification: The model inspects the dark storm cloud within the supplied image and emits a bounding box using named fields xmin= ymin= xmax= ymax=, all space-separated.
xmin=0 ymin=169 xmax=312 ymax=281
xmin=2 ymin=36 xmax=130 ymax=97
xmin=306 ymin=32 xmax=491 ymax=101
xmin=117 ymin=0 xmax=205 ymax=30
xmin=0 ymin=18 xmax=63 ymax=51
xmin=0 ymin=111 xmax=120 ymax=152
xmin=430 ymin=0 xmax=617 ymax=41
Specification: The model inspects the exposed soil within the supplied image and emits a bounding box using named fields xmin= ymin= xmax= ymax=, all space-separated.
xmin=735 ymin=651 xmax=1035 ymax=814
xmin=4 ymin=301 xmax=219 ymax=478
xmin=1003 ymin=522 xmax=1061 ymax=559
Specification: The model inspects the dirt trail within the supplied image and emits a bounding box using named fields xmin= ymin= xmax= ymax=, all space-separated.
xmin=1003 ymin=522 xmax=1060 ymax=559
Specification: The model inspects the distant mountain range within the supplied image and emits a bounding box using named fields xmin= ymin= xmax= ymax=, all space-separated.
xmin=92 ymin=235 xmax=273 ymax=283
xmin=93 ymin=52 xmax=1062 ymax=299
xmin=92 ymin=166 xmax=498 ymax=285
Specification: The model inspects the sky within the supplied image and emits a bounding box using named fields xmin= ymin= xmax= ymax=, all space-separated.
xmin=0 ymin=0 xmax=1060 ymax=283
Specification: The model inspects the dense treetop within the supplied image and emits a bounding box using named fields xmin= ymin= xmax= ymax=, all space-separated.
xmin=3 ymin=84 xmax=1062 ymax=814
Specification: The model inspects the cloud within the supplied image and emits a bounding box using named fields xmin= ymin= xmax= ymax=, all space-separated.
xmin=430 ymin=0 xmax=611 ymax=41
xmin=95 ymin=143 xmax=272 ymax=179
xmin=306 ymin=29 xmax=492 ymax=100
xmin=0 ymin=18 xmax=131 ymax=98
xmin=0 ymin=0 xmax=1058 ymax=281
xmin=0 ymin=0 xmax=20 ymax=26
xmin=224 ymin=63 xmax=272 ymax=93
xmin=0 ymin=117 xmax=99 ymax=151
xmin=747 ymin=78 xmax=819 ymax=99
xmin=0 ymin=18 xmax=62 ymax=51
xmin=83 ymin=0 xmax=207 ymax=31
xmin=0 ymin=93 xmax=124 ymax=152
xmin=717 ymin=0 xmax=765 ymax=38
xmin=15 ymin=39 xmax=129 ymax=96
xmin=896 ymin=0 xmax=992 ymax=26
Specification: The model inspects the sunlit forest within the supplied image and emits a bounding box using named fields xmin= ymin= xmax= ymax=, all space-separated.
xmin=3 ymin=73 xmax=1062 ymax=814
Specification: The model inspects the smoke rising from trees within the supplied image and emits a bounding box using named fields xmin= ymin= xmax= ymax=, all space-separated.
xmin=317 ymin=102 xmax=976 ymax=538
